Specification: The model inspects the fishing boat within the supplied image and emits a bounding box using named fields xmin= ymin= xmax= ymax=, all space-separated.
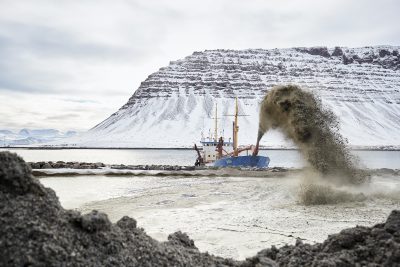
xmin=194 ymin=98 xmax=270 ymax=168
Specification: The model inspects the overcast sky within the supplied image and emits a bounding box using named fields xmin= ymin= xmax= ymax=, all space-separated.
xmin=0 ymin=0 xmax=399 ymax=131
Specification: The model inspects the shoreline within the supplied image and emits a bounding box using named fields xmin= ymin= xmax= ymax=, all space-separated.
xmin=28 ymin=161 xmax=294 ymax=177
xmin=2 ymin=151 xmax=400 ymax=266
xmin=27 ymin=161 xmax=400 ymax=177
xmin=2 ymin=146 xmax=400 ymax=151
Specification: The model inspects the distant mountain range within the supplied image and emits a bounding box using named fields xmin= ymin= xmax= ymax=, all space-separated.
xmin=54 ymin=46 xmax=400 ymax=149
xmin=0 ymin=129 xmax=77 ymax=147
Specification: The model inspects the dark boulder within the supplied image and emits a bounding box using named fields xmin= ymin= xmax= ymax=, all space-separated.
xmin=167 ymin=231 xmax=197 ymax=249
xmin=296 ymin=47 xmax=331 ymax=58
xmin=0 ymin=152 xmax=43 ymax=195
xmin=117 ymin=216 xmax=137 ymax=230
xmin=342 ymin=54 xmax=354 ymax=65
xmin=331 ymin=47 xmax=344 ymax=57
xmin=79 ymin=210 xmax=112 ymax=233
xmin=385 ymin=210 xmax=400 ymax=234
xmin=379 ymin=49 xmax=391 ymax=57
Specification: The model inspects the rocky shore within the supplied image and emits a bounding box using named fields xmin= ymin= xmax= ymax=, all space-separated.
xmin=27 ymin=161 xmax=400 ymax=178
xmin=2 ymin=152 xmax=400 ymax=266
xmin=27 ymin=160 xmax=289 ymax=172
xmin=28 ymin=160 xmax=196 ymax=171
xmin=29 ymin=161 xmax=106 ymax=169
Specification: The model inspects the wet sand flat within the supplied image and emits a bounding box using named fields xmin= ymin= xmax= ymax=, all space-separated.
xmin=40 ymin=172 xmax=400 ymax=260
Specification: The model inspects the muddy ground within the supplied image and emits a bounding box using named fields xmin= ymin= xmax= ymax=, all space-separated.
xmin=1 ymin=152 xmax=400 ymax=266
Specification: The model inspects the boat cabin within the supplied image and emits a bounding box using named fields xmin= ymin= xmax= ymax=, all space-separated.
xmin=200 ymin=138 xmax=233 ymax=163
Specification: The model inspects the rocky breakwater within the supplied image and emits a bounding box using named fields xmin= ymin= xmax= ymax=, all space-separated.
xmin=110 ymin=164 xmax=195 ymax=171
xmin=29 ymin=161 xmax=106 ymax=169
xmin=28 ymin=161 xmax=193 ymax=171
xmin=1 ymin=151 xmax=400 ymax=266
xmin=27 ymin=161 xmax=287 ymax=172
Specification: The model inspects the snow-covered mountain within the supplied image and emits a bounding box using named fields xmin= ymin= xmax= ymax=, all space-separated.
xmin=63 ymin=46 xmax=400 ymax=149
xmin=0 ymin=129 xmax=78 ymax=146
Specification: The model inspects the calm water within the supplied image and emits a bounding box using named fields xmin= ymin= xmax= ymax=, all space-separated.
xmin=1 ymin=148 xmax=400 ymax=169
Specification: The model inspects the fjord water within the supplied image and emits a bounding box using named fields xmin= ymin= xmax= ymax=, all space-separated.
xmin=1 ymin=148 xmax=400 ymax=168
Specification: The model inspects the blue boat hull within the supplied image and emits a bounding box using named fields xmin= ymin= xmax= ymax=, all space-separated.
xmin=213 ymin=155 xmax=270 ymax=168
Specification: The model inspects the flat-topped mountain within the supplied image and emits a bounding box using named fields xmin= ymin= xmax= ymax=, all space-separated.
xmin=63 ymin=46 xmax=400 ymax=148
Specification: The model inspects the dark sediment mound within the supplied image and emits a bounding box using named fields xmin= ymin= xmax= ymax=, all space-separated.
xmin=256 ymin=85 xmax=369 ymax=185
xmin=0 ymin=152 xmax=237 ymax=266
xmin=1 ymin=152 xmax=400 ymax=266
xmin=249 ymin=216 xmax=400 ymax=266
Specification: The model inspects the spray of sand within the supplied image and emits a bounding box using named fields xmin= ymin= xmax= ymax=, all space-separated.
xmin=254 ymin=85 xmax=371 ymax=204
xmin=297 ymin=169 xmax=400 ymax=205
xmin=297 ymin=170 xmax=367 ymax=205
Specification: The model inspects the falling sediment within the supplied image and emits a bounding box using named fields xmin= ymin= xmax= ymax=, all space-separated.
xmin=256 ymin=85 xmax=368 ymax=184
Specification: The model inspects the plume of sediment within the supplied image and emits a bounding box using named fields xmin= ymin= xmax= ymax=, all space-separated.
xmin=255 ymin=84 xmax=368 ymax=184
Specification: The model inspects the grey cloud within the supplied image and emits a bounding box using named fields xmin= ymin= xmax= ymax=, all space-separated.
xmin=61 ymin=98 xmax=99 ymax=104
xmin=46 ymin=114 xmax=80 ymax=121
xmin=67 ymin=107 xmax=104 ymax=113
xmin=0 ymin=21 xmax=139 ymax=60
xmin=0 ymin=9 xmax=166 ymax=94
xmin=0 ymin=0 xmax=399 ymax=131
xmin=0 ymin=32 xmax=74 ymax=93
xmin=0 ymin=121 xmax=38 ymax=130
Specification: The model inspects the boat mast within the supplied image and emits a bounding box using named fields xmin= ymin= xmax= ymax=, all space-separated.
xmin=214 ymin=103 xmax=218 ymax=142
xmin=233 ymin=97 xmax=239 ymax=156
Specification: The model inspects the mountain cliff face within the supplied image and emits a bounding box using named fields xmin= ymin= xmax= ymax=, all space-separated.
xmin=68 ymin=46 xmax=400 ymax=148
